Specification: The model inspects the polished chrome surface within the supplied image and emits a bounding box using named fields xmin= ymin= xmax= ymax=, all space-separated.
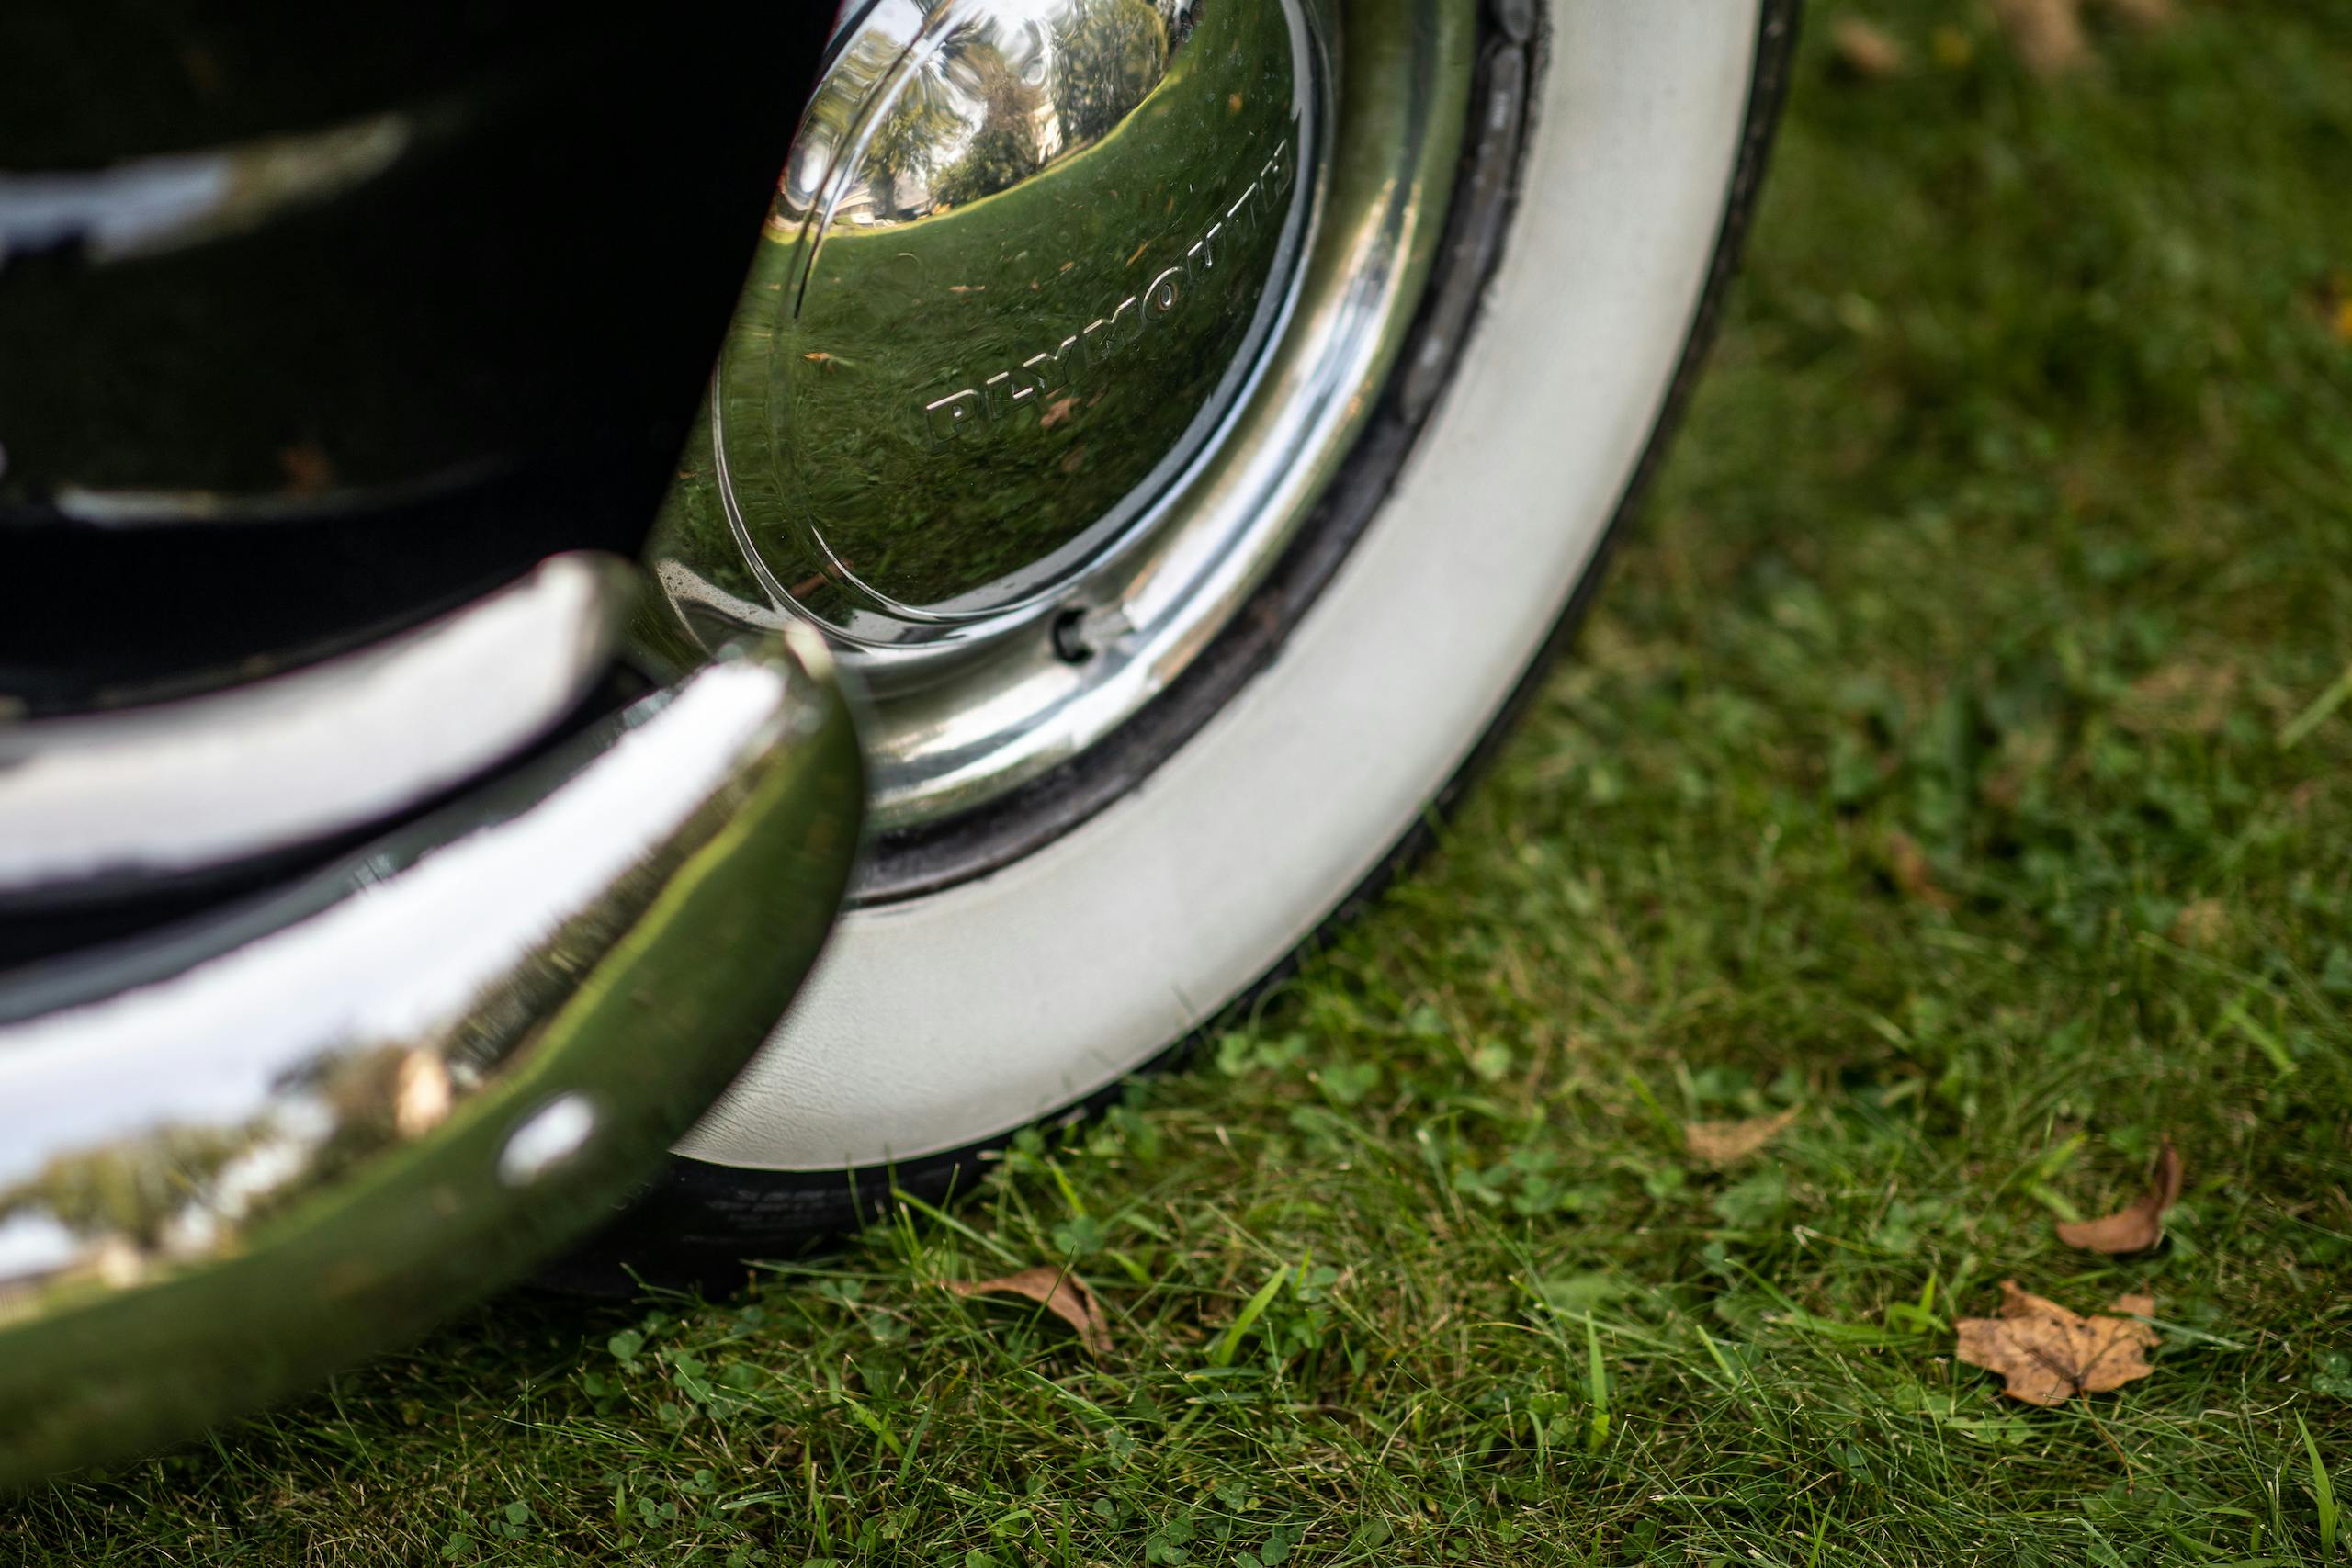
xmin=0 ymin=110 xmax=413 ymax=272
xmin=0 ymin=554 xmax=630 ymax=906
xmin=0 ymin=613 xmax=865 ymax=1488
xmin=645 ymin=0 xmax=1476 ymax=837
xmin=710 ymin=0 xmax=1318 ymax=642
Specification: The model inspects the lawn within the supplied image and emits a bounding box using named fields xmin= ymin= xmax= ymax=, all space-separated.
xmin=10 ymin=2 xmax=2352 ymax=1562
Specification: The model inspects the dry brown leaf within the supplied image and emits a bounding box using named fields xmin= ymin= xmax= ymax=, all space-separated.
xmin=1955 ymin=1280 xmax=2160 ymax=1405
xmin=1684 ymin=1107 xmax=1801 ymax=1168
xmin=2116 ymin=661 xmax=2238 ymax=736
xmin=1993 ymin=0 xmax=2093 ymax=75
xmin=947 ymin=1267 xmax=1112 ymax=1356
xmin=2169 ymin=898 xmax=2230 ymax=951
xmin=1832 ymin=17 xmax=1908 ymax=78
xmin=1884 ymin=829 xmax=1957 ymax=910
xmin=2057 ymin=1137 xmax=2183 ymax=1254
xmin=2095 ymin=0 xmax=2177 ymax=31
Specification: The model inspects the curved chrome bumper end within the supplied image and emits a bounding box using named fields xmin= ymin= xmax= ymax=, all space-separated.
xmin=0 ymin=616 xmax=863 ymax=1489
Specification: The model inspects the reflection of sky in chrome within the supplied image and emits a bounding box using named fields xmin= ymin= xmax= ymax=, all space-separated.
xmin=0 ymin=1212 xmax=80 ymax=1282
xmin=850 ymin=0 xmax=1084 ymax=39
xmin=0 ymin=561 xmax=611 ymax=891
xmin=840 ymin=0 xmax=1197 ymax=62
xmin=795 ymin=0 xmax=1198 ymax=225
xmin=884 ymin=0 xmax=1053 ymax=76
xmin=0 ymin=661 xmax=789 ymax=1194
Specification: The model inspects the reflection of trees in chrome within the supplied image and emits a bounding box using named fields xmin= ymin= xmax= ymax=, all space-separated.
xmin=0 ymin=1043 xmax=454 ymax=1294
xmin=1153 ymin=0 xmax=1202 ymax=49
xmin=1049 ymin=0 xmax=1168 ymax=147
xmin=0 ymin=825 xmax=696 ymax=1302
xmin=6 ymin=1125 xmax=255 ymax=1252
xmin=827 ymin=0 xmax=1179 ymax=221
xmin=860 ymin=48 xmax=967 ymax=218
xmin=930 ymin=40 xmax=1047 ymax=211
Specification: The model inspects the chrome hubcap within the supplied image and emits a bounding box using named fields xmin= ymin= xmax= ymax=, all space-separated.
xmin=645 ymin=0 xmax=1476 ymax=840
xmin=721 ymin=0 xmax=1320 ymax=642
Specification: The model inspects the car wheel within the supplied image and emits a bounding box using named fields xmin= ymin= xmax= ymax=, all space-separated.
xmin=558 ymin=0 xmax=1798 ymax=1286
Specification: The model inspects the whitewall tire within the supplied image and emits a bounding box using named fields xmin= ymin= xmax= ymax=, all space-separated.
xmin=560 ymin=0 xmax=1796 ymax=1281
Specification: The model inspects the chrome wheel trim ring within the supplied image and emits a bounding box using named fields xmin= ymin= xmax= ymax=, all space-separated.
xmin=678 ymin=0 xmax=1770 ymax=1173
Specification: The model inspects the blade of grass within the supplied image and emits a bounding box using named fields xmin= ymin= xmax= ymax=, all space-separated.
xmin=1585 ymin=1315 xmax=1611 ymax=1455
xmin=1209 ymin=1263 xmax=1290 ymax=1368
xmin=2278 ymin=660 xmax=2352 ymax=749
xmin=2299 ymin=1414 xmax=2338 ymax=1559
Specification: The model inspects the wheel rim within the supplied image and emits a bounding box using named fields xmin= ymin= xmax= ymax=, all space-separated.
xmin=643 ymin=0 xmax=1479 ymax=845
xmin=655 ymin=0 xmax=1786 ymax=1176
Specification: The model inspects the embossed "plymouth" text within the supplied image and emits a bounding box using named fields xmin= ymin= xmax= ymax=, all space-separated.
xmin=918 ymin=140 xmax=1295 ymax=447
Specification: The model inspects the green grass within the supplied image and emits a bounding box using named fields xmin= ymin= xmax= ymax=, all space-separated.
xmin=11 ymin=2 xmax=2352 ymax=1562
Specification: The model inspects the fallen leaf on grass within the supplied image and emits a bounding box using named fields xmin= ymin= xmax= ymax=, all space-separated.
xmin=947 ymin=1268 xmax=1112 ymax=1356
xmin=1994 ymin=0 xmax=2179 ymax=76
xmin=1992 ymin=0 xmax=2092 ymax=75
xmin=1955 ymin=1281 xmax=2160 ymax=1405
xmin=2169 ymin=899 xmax=2230 ymax=950
xmin=1684 ymin=1107 xmax=1801 ymax=1168
xmin=2098 ymin=0 xmax=2177 ymax=30
xmin=2057 ymin=1137 xmax=2183 ymax=1253
xmin=2115 ymin=660 xmax=2238 ymax=736
xmin=1883 ymin=829 xmax=1957 ymax=910
xmin=1832 ymin=17 xmax=1908 ymax=78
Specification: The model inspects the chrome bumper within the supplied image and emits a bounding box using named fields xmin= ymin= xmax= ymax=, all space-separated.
xmin=0 ymin=567 xmax=864 ymax=1488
